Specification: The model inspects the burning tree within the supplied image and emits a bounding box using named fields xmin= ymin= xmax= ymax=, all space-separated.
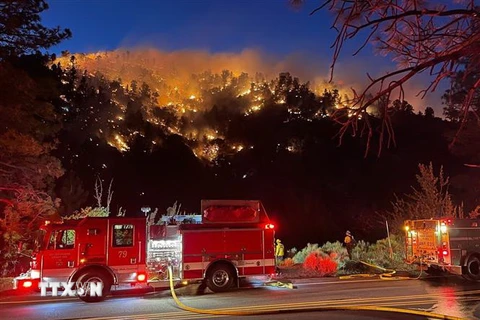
xmin=293 ymin=0 xmax=480 ymax=155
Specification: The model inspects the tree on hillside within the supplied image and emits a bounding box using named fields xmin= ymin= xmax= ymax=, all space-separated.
xmin=62 ymin=177 xmax=115 ymax=220
xmin=441 ymin=63 xmax=480 ymax=166
xmin=0 ymin=54 xmax=65 ymax=190
xmin=291 ymin=0 xmax=480 ymax=155
xmin=441 ymin=60 xmax=480 ymax=155
xmin=0 ymin=0 xmax=71 ymax=59
xmin=0 ymin=62 xmax=65 ymax=275
xmin=56 ymin=171 xmax=89 ymax=216
xmin=442 ymin=60 xmax=480 ymax=123
xmin=425 ymin=107 xmax=435 ymax=119
xmin=0 ymin=0 xmax=71 ymax=274
xmin=385 ymin=162 xmax=463 ymax=233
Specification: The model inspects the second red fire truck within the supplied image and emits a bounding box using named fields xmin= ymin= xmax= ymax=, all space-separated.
xmin=14 ymin=200 xmax=276 ymax=302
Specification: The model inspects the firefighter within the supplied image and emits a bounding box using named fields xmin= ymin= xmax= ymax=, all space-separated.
xmin=344 ymin=230 xmax=356 ymax=259
xmin=275 ymin=239 xmax=284 ymax=264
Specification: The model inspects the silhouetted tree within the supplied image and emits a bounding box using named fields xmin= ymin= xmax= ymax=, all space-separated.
xmin=0 ymin=0 xmax=71 ymax=59
xmin=0 ymin=54 xmax=65 ymax=275
xmin=292 ymin=0 xmax=480 ymax=154
xmin=385 ymin=163 xmax=463 ymax=232
xmin=443 ymin=60 xmax=480 ymax=123
xmin=424 ymin=107 xmax=435 ymax=119
xmin=56 ymin=171 xmax=89 ymax=216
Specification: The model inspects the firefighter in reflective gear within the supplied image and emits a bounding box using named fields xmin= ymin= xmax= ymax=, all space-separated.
xmin=275 ymin=239 xmax=285 ymax=264
xmin=344 ymin=230 xmax=356 ymax=259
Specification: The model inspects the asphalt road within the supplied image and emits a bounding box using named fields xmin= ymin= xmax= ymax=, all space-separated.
xmin=1 ymin=275 xmax=480 ymax=320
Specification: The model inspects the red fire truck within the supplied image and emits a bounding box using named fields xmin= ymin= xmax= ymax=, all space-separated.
xmin=405 ymin=217 xmax=480 ymax=280
xmin=13 ymin=200 xmax=276 ymax=302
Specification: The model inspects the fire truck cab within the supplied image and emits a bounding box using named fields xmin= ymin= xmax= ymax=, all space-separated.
xmin=14 ymin=199 xmax=276 ymax=302
xmin=405 ymin=217 xmax=480 ymax=281
xmin=14 ymin=217 xmax=148 ymax=301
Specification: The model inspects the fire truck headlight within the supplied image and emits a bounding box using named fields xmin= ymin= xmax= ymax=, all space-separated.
xmin=22 ymin=281 xmax=33 ymax=288
xmin=30 ymin=270 xmax=40 ymax=279
xmin=440 ymin=225 xmax=447 ymax=233
xmin=405 ymin=226 xmax=409 ymax=232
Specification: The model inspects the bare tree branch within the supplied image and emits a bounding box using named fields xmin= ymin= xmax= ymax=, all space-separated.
xmin=0 ymin=198 xmax=14 ymax=206
xmin=106 ymin=179 xmax=114 ymax=213
xmin=302 ymin=0 xmax=480 ymax=155
xmin=94 ymin=176 xmax=103 ymax=208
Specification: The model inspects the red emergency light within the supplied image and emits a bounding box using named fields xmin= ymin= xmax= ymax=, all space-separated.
xmin=136 ymin=272 xmax=147 ymax=282
xmin=265 ymin=223 xmax=275 ymax=230
xmin=17 ymin=278 xmax=39 ymax=290
xmin=442 ymin=218 xmax=453 ymax=226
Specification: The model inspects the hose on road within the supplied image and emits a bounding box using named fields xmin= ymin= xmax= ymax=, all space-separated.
xmin=167 ymin=266 xmax=462 ymax=319
xmin=339 ymin=259 xmax=423 ymax=281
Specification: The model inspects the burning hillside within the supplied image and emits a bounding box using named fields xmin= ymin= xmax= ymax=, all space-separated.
xmin=54 ymin=49 xmax=354 ymax=161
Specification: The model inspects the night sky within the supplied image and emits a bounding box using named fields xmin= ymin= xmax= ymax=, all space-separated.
xmin=40 ymin=0 xmax=446 ymax=111
xmin=42 ymin=1 xmax=335 ymax=55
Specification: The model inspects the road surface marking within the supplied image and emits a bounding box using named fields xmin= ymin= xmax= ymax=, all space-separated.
xmin=85 ymin=296 xmax=480 ymax=319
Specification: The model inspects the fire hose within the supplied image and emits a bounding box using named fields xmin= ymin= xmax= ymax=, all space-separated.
xmin=339 ymin=259 xmax=423 ymax=281
xmin=167 ymin=266 xmax=463 ymax=319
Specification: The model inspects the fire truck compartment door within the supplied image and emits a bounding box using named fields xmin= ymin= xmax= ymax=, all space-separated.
xmin=182 ymin=230 xmax=224 ymax=254
xmin=224 ymin=229 xmax=264 ymax=275
xmin=416 ymin=225 xmax=439 ymax=262
xmin=224 ymin=229 xmax=262 ymax=255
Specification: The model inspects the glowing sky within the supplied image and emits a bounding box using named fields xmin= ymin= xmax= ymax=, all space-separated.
xmin=41 ymin=0 xmax=446 ymax=112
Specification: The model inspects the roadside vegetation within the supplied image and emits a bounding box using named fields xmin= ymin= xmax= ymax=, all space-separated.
xmin=278 ymin=163 xmax=463 ymax=278
xmin=278 ymin=234 xmax=414 ymax=278
xmin=0 ymin=278 xmax=13 ymax=292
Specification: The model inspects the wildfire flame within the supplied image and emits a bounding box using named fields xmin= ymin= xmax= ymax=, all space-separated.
xmin=55 ymin=49 xmax=361 ymax=161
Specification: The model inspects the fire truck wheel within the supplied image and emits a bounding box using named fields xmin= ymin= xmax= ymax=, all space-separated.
xmin=206 ymin=264 xmax=235 ymax=293
xmin=465 ymin=256 xmax=480 ymax=281
xmin=77 ymin=272 xmax=112 ymax=302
